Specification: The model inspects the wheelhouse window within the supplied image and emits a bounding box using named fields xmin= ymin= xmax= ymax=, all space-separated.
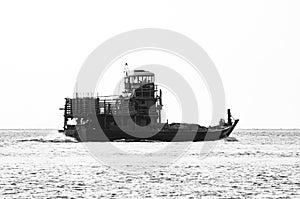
xmin=151 ymin=76 xmax=154 ymax=82
xmin=142 ymin=76 xmax=147 ymax=82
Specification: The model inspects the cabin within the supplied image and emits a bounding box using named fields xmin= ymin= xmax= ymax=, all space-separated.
xmin=61 ymin=69 xmax=163 ymax=131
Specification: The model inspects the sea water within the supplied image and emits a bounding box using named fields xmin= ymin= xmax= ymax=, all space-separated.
xmin=0 ymin=129 xmax=299 ymax=198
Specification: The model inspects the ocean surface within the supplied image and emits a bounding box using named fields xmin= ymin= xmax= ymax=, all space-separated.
xmin=0 ymin=129 xmax=299 ymax=199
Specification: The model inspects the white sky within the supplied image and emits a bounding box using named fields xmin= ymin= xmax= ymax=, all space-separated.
xmin=0 ymin=0 xmax=299 ymax=129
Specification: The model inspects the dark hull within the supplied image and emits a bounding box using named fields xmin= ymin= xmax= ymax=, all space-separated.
xmin=60 ymin=120 xmax=239 ymax=142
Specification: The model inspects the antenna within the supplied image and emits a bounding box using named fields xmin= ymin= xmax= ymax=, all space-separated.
xmin=75 ymin=82 xmax=78 ymax=98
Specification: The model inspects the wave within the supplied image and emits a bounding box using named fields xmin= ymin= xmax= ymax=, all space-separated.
xmin=224 ymin=137 xmax=239 ymax=142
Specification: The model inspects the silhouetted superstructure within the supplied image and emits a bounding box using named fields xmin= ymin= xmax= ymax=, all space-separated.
xmin=59 ymin=67 xmax=239 ymax=142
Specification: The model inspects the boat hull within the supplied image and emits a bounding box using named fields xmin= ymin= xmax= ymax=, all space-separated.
xmin=60 ymin=120 xmax=239 ymax=142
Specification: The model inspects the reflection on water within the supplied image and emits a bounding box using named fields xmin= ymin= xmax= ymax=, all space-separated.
xmin=0 ymin=129 xmax=299 ymax=198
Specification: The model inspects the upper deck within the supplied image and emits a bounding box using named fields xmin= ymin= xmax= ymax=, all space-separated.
xmin=124 ymin=70 xmax=155 ymax=92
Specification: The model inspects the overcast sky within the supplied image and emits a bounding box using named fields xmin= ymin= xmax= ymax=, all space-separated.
xmin=0 ymin=0 xmax=299 ymax=129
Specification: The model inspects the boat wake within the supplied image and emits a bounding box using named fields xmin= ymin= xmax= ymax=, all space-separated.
xmin=18 ymin=138 xmax=78 ymax=143
xmin=17 ymin=132 xmax=78 ymax=143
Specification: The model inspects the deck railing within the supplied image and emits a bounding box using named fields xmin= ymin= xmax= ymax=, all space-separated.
xmin=64 ymin=96 xmax=159 ymax=118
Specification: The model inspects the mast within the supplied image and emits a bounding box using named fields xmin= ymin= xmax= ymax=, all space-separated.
xmin=227 ymin=109 xmax=232 ymax=125
xmin=123 ymin=63 xmax=129 ymax=76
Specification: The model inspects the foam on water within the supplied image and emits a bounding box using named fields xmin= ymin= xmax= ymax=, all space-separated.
xmin=0 ymin=129 xmax=299 ymax=198
xmin=17 ymin=133 xmax=78 ymax=143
